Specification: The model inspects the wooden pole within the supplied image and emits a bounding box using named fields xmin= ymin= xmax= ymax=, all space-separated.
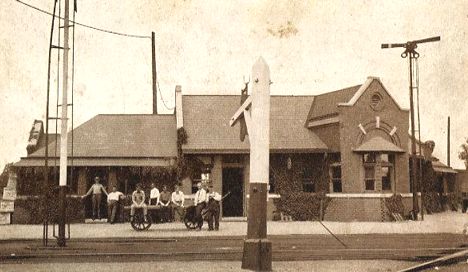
xmin=241 ymin=57 xmax=272 ymax=271
xmin=58 ymin=0 xmax=71 ymax=247
xmin=409 ymin=55 xmax=419 ymax=219
xmin=152 ymin=32 xmax=157 ymax=114
xmin=447 ymin=116 xmax=450 ymax=167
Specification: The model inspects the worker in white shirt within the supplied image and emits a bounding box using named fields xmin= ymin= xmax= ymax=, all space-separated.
xmin=193 ymin=182 xmax=208 ymax=230
xmin=207 ymin=186 xmax=222 ymax=231
xmin=171 ymin=184 xmax=185 ymax=221
xmin=149 ymin=183 xmax=160 ymax=206
xmin=107 ymin=186 xmax=124 ymax=224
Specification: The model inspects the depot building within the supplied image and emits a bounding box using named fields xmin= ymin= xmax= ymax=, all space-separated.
xmin=11 ymin=77 xmax=458 ymax=223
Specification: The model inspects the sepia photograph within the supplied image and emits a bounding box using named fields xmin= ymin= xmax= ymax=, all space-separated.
xmin=0 ymin=0 xmax=467 ymax=271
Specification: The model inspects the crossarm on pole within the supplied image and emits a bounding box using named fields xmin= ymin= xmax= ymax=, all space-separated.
xmin=229 ymin=96 xmax=252 ymax=127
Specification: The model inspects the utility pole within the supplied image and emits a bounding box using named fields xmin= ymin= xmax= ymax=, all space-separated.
xmin=230 ymin=57 xmax=272 ymax=271
xmin=381 ymin=36 xmax=440 ymax=220
xmin=58 ymin=0 xmax=71 ymax=247
xmin=152 ymin=31 xmax=157 ymax=114
xmin=447 ymin=116 xmax=450 ymax=167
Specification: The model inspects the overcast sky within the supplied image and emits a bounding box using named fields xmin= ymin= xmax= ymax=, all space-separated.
xmin=0 ymin=0 xmax=467 ymax=172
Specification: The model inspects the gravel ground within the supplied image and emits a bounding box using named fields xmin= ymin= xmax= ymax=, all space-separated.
xmin=0 ymin=212 xmax=466 ymax=240
xmin=0 ymin=260 xmax=421 ymax=272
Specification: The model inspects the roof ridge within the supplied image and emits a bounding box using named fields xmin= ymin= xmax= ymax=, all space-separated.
xmin=314 ymin=84 xmax=362 ymax=97
xmin=96 ymin=113 xmax=175 ymax=116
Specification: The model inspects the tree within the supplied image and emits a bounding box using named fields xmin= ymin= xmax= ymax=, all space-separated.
xmin=459 ymin=138 xmax=468 ymax=169
xmin=0 ymin=162 xmax=14 ymax=190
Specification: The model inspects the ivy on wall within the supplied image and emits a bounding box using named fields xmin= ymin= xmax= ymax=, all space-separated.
xmin=271 ymin=154 xmax=331 ymax=221
xmin=421 ymin=159 xmax=460 ymax=213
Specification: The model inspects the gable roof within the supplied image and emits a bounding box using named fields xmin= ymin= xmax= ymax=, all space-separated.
xmin=338 ymin=77 xmax=409 ymax=111
xmin=26 ymin=114 xmax=178 ymax=158
xmin=182 ymin=95 xmax=328 ymax=153
xmin=306 ymin=85 xmax=361 ymax=121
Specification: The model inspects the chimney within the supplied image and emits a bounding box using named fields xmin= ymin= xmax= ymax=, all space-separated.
xmin=175 ymin=85 xmax=183 ymax=128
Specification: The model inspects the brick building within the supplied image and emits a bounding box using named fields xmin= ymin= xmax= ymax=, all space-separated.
xmin=10 ymin=76 xmax=458 ymax=223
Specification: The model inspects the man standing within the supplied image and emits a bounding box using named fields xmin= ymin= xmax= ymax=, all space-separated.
xmin=130 ymin=183 xmax=148 ymax=221
xmin=149 ymin=183 xmax=160 ymax=205
xmin=82 ymin=176 xmax=108 ymax=220
xmin=159 ymin=185 xmax=172 ymax=222
xmin=207 ymin=186 xmax=222 ymax=231
xmin=193 ymin=182 xmax=207 ymax=230
xmin=107 ymin=186 xmax=124 ymax=224
xmin=171 ymin=184 xmax=185 ymax=221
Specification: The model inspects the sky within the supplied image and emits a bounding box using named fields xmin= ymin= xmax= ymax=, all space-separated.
xmin=0 ymin=0 xmax=467 ymax=172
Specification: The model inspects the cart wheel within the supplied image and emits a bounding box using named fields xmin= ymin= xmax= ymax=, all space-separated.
xmin=184 ymin=217 xmax=199 ymax=229
xmin=131 ymin=213 xmax=152 ymax=231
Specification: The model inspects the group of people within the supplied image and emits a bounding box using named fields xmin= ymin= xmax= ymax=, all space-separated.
xmin=194 ymin=182 xmax=221 ymax=231
xmin=130 ymin=183 xmax=186 ymax=223
xmin=81 ymin=176 xmax=222 ymax=231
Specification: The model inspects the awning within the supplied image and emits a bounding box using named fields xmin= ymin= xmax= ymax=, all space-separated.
xmin=432 ymin=160 xmax=458 ymax=174
xmin=353 ymin=136 xmax=405 ymax=153
xmin=14 ymin=157 xmax=176 ymax=167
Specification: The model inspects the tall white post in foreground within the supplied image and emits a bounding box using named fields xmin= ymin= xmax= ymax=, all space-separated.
xmin=230 ymin=57 xmax=272 ymax=271
xmin=243 ymin=57 xmax=272 ymax=271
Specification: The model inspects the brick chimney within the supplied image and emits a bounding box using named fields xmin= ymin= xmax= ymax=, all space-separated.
xmin=175 ymin=85 xmax=183 ymax=128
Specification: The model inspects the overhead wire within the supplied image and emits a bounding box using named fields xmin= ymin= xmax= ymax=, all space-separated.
xmin=157 ymin=81 xmax=175 ymax=111
xmin=15 ymin=0 xmax=151 ymax=39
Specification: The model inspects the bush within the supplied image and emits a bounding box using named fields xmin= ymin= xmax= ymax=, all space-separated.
xmin=423 ymin=192 xmax=443 ymax=214
xmin=274 ymin=192 xmax=330 ymax=221
xmin=384 ymin=194 xmax=405 ymax=215
xmin=13 ymin=196 xmax=85 ymax=224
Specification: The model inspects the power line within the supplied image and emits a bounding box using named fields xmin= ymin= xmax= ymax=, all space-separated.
xmin=15 ymin=0 xmax=151 ymax=39
xmin=157 ymin=81 xmax=175 ymax=111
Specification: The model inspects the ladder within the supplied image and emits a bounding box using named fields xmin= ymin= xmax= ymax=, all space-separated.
xmin=42 ymin=0 xmax=75 ymax=247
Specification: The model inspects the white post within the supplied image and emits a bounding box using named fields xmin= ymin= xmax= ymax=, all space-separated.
xmin=241 ymin=57 xmax=272 ymax=271
xmin=58 ymin=0 xmax=71 ymax=247
xmin=175 ymin=85 xmax=184 ymax=129
xmin=250 ymin=57 xmax=270 ymax=185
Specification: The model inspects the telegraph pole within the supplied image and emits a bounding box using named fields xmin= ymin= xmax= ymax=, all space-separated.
xmin=381 ymin=36 xmax=440 ymax=219
xmin=447 ymin=116 xmax=451 ymax=167
xmin=58 ymin=0 xmax=71 ymax=247
xmin=152 ymin=31 xmax=157 ymax=114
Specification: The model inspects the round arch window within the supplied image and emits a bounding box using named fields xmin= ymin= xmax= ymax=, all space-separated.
xmin=370 ymin=93 xmax=384 ymax=111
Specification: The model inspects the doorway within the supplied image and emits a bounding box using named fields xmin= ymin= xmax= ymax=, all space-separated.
xmin=222 ymin=168 xmax=244 ymax=217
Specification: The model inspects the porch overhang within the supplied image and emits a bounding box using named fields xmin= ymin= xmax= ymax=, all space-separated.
xmin=14 ymin=157 xmax=176 ymax=167
xmin=353 ymin=136 xmax=405 ymax=153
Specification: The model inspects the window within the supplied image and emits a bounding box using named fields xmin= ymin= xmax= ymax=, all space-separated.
xmin=363 ymin=153 xmax=376 ymax=163
xmin=302 ymin=167 xmax=315 ymax=192
xmin=380 ymin=154 xmax=394 ymax=191
xmin=191 ymin=168 xmax=211 ymax=194
xmin=362 ymin=152 xmax=395 ymax=191
xmin=364 ymin=166 xmax=375 ymax=190
xmin=268 ymin=169 xmax=276 ymax=193
xmin=381 ymin=166 xmax=391 ymax=191
xmin=330 ymin=164 xmax=342 ymax=192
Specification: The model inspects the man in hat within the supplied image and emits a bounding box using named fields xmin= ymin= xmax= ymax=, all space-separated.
xmin=206 ymin=185 xmax=222 ymax=231
xmin=193 ymin=182 xmax=207 ymax=230
xmin=82 ymin=176 xmax=108 ymax=220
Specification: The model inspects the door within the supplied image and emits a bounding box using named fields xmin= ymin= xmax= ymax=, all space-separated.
xmin=222 ymin=168 xmax=244 ymax=217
